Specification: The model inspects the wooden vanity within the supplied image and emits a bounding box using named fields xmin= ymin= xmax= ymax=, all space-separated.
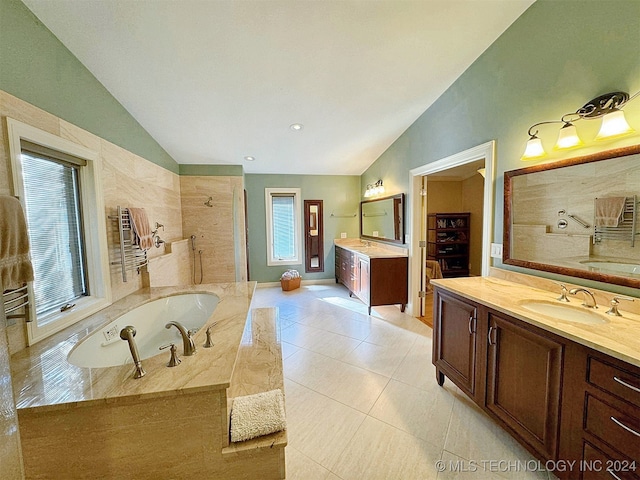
xmin=334 ymin=240 xmax=408 ymax=314
xmin=432 ymin=275 xmax=640 ymax=479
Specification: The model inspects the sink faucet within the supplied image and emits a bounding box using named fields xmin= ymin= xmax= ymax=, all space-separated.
xmin=569 ymin=288 xmax=598 ymax=308
xmin=165 ymin=321 xmax=197 ymax=356
xmin=120 ymin=326 xmax=146 ymax=379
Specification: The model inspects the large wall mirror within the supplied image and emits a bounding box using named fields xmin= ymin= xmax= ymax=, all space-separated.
xmin=504 ymin=144 xmax=640 ymax=289
xmin=304 ymin=200 xmax=324 ymax=273
xmin=360 ymin=193 xmax=405 ymax=244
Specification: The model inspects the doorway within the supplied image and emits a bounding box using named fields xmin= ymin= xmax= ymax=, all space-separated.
xmin=409 ymin=141 xmax=495 ymax=318
xmin=304 ymin=200 xmax=324 ymax=273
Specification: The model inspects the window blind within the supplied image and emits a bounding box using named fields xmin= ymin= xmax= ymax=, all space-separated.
xmin=271 ymin=194 xmax=296 ymax=260
xmin=20 ymin=151 xmax=87 ymax=321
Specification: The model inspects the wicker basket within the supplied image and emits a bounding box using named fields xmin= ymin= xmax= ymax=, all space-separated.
xmin=280 ymin=277 xmax=301 ymax=291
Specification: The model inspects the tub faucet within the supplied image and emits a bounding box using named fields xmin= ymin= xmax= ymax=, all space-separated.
xmin=165 ymin=321 xmax=197 ymax=356
xmin=569 ymin=288 xmax=598 ymax=308
xmin=119 ymin=326 xmax=146 ymax=379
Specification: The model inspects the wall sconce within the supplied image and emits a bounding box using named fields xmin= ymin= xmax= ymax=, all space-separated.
xmin=522 ymin=90 xmax=638 ymax=160
xmin=364 ymin=179 xmax=384 ymax=198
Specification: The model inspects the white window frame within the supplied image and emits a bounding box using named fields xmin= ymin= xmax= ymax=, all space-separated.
xmin=6 ymin=118 xmax=112 ymax=345
xmin=265 ymin=188 xmax=302 ymax=266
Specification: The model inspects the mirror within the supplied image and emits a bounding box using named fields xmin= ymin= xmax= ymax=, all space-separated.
xmin=304 ymin=200 xmax=324 ymax=273
xmin=360 ymin=193 xmax=405 ymax=244
xmin=504 ymin=144 xmax=640 ymax=288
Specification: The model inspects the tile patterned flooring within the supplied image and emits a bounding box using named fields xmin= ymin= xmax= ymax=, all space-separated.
xmin=252 ymin=284 xmax=557 ymax=480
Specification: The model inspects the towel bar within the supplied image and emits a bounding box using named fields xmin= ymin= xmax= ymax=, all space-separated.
xmin=2 ymin=284 xmax=31 ymax=322
xmin=593 ymin=195 xmax=638 ymax=247
xmin=109 ymin=205 xmax=149 ymax=282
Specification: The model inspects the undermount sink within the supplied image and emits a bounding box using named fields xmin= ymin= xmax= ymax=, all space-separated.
xmin=518 ymin=300 xmax=609 ymax=325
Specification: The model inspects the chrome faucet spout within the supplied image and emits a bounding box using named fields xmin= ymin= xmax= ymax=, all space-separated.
xmin=165 ymin=321 xmax=197 ymax=356
xmin=119 ymin=326 xmax=146 ymax=378
xmin=569 ymin=288 xmax=598 ymax=308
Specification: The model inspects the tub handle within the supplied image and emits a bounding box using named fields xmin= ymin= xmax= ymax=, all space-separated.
xmin=159 ymin=343 xmax=181 ymax=367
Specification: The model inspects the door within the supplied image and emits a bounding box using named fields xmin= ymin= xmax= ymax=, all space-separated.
xmin=304 ymin=200 xmax=324 ymax=273
xmin=433 ymin=289 xmax=480 ymax=399
xmin=486 ymin=312 xmax=563 ymax=460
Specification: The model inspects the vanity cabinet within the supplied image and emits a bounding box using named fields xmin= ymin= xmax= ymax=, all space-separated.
xmin=561 ymin=344 xmax=640 ymax=480
xmin=432 ymin=290 xmax=484 ymax=401
xmin=433 ymin=286 xmax=640 ymax=479
xmin=335 ymin=246 xmax=408 ymax=315
xmin=486 ymin=311 xmax=563 ymax=461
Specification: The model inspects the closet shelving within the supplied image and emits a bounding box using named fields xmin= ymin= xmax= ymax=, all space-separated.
xmin=427 ymin=212 xmax=470 ymax=278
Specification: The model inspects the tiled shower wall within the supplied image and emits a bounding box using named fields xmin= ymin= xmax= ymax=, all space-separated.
xmin=0 ymin=91 xmax=185 ymax=353
xmin=180 ymin=175 xmax=247 ymax=284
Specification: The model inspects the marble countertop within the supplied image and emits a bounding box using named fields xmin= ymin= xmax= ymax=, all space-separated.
xmin=431 ymin=276 xmax=640 ymax=368
xmin=334 ymin=238 xmax=408 ymax=258
xmin=11 ymin=282 xmax=257 ymax=412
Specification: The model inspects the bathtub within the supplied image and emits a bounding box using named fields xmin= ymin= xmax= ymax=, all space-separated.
xmin=580 ymin=260 xmax=640 ymax=276
xmin=68 ymin=293 xmax=219 ymax=368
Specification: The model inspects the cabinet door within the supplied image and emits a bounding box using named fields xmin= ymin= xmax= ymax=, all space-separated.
xmin=357 ymin=257 xmax=370 ymax=305
xmin=433 ymin=290 xmax=480 ymax=399
xmin=486 ymin=312 xmax=563 ymax=461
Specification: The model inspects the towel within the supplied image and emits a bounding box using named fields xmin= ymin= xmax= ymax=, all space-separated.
xmin=127 ymin=207 xmax=153 ymax=250
xmin=425 ymin=260 xmax=443 ymax=292
xmin=0 ymin=196 xmax=34 ymax=291
xmin=230 ymin=389 xmax=286 ymax=442
xmin=594 ymin=197 xmax=626 ymax=227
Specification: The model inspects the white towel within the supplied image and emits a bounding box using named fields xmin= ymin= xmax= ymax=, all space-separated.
xmin=230 ymin=389 xmax=286 ymax=442
xmin=594 ymin=197 xmax=626 ymax=227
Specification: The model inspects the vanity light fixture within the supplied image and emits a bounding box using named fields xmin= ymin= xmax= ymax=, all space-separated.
xmin=476 ymin=167 xmax=486 ymax=178
xmin=522 ymin=90 xmax=638 ymax=160
xmin=290 ymin=123 xmax=304 ymax=132
xmin=364 ymin=179 xmax=384 ymax=198
xmin=244 ymin=156 xmax=255 ymax=161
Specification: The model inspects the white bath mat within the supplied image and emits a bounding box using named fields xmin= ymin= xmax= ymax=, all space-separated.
xmin=230 ymin=389 xmax=286 ymax=443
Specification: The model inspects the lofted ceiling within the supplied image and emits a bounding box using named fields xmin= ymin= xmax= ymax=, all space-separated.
xmin=22 ymin=0 xmax=534 ymax=175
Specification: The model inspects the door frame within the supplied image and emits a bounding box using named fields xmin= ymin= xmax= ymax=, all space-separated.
xmin=408 ymin=140 xmax=496 ymax=316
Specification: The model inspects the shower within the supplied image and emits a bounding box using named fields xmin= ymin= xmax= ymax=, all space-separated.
xmin=191 ymin=235 xmax=203 ymax=284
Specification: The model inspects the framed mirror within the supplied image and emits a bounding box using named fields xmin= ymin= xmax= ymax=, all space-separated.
xmin=304 ymin=200 xmax=324 ymax=273
xmin=360 ymin=193 xmax=405 ymax=244
xmin=504 ymin=144 xmax=640 ymax=288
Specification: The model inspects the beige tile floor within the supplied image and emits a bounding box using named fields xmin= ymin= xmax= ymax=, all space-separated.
xmin=252 ymin=283 xmax=558 ymax=480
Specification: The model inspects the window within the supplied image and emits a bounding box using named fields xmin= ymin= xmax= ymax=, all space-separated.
xmin=265 ymin=188 xmax=302 ymax=266
xmin=7 ymin=119 xmax=111 ymax=344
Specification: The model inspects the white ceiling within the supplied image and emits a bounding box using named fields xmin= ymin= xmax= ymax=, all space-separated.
xmin=22 ymin=0 xmax=534 ymax=175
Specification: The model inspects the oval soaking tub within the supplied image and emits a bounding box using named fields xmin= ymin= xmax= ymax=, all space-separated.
xmin=68 ymin=293 xmax=219 ymax=368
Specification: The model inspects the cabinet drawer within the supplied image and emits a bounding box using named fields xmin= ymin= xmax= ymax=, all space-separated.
xmin=582 ymin=442 xmax=639 ymax=480
xmin=588 ymin=357 xmax=640 ymax=409
xmin=585 ymin=394 xmax=640 ymax=462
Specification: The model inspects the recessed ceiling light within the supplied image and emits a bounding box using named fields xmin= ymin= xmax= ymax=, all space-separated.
xmin=244 ymin=156 xmax=255 ymax=161
xmin=290 ymin=123 xmax=304 ymax=132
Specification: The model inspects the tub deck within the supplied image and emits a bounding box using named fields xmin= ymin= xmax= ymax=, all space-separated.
xmin=11 ymin=283 xmax=287 ymax=479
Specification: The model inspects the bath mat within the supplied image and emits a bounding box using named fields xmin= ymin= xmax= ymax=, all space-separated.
xmin=230 ymin=389 xmax=286 ymax=443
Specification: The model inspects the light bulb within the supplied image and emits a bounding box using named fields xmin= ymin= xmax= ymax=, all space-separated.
xmin=596 ymin=110 xmax=634 ymax=139
xmin=521 ymin=136 xmax=545 ymax=160
xmin=554 ymin=123 xmax=582 ymax=149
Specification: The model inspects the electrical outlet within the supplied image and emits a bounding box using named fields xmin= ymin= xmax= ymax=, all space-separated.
xmin=490 ymin=243 xmax=503 ymax=258
xmin=405 ymin=234 xmax=410 ymax=244
xmin=340 ymin=232 xmax=347 ymax=239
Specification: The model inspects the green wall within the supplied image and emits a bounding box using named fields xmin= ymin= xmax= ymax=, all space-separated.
xmin=362 ymin=0 xmax=640 ymax=294
xmin=0 ymin=0 xmax=178 ymax=173
xmin=245 ymin=174 xmax=361 ymax=283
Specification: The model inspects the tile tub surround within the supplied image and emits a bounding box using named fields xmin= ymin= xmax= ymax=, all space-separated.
xmin=430 ymin=275 xmax=640 ymax=368
xmin=12 ymin=282 xmax=257 ymax=409
xmin=12 ymin=283 xmax=288 ymax=478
